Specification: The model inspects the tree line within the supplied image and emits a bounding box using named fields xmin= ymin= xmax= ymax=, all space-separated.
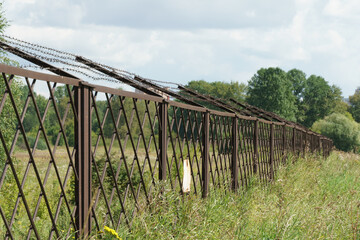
xmin=181 ymin=68 xmax=360 ymax=152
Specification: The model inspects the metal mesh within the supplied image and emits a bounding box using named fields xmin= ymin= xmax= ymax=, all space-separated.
xmin=0 ymin=64 xmax=333 ymax=239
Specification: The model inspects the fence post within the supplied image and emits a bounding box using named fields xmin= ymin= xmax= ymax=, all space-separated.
xmin=299 ymin=129 xmax=303 ymax=157
xmin=292 ymin=127 xmax=296 ymax=155
xmin=282 ymin=124 xmax=286 ymax=163
xmin=304 ymin=131 xmax=308 ymax=154
xmin=269 ymin=123 xmax=274 ymax=180
xmin=253 ymin=120 xmax=259 ymax=174
xmin=74 ymin=82 xmax=92 ymax=239
xmin=302 ymin=131 xmax=305 ymax=157
xmin=311 ymin=134 xmax=314 ymax=153
xmin=159 ymin=100 xmax=168 ymax=181
xmin=202 ymin=111 xmax=210 ymax=198
xmin=231 ymin=116 xmax=238 ymax=191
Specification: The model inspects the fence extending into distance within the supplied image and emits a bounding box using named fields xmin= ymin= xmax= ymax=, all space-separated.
xmin=0 ymin=63 xmax=333 ymax=239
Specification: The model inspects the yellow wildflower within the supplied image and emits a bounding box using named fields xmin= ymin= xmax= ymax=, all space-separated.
xmin=103 ymin=226 xmax=122 ymax=240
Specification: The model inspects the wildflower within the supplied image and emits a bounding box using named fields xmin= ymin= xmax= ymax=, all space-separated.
xmin=104 ymin=226 xmax=122 ymax=240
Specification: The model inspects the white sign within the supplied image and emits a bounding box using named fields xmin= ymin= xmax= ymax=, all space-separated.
xmin=182 ymin=159 xmax=191 ymax=193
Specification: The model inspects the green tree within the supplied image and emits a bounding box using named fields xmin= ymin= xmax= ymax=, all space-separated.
xmin=0 ymin=4 xmax=21 ymax=171
xmin=180 ymin=80 xmax=247 ymax=109
xmin=287 ymin=69 xmax=306 ymax=122
xmin=349 ymin=88 xmax=360 ymax=123
xmin=312 ymin=113 xmax=360 ymax=152
xmin=302 ymin=75 xmax=343 ymax=127
xmin=247 ymin=67 xmax=297 ymax=121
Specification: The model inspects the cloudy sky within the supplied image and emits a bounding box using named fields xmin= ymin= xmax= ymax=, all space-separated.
xmin=3 ymin=0 xmax=360 ymax=97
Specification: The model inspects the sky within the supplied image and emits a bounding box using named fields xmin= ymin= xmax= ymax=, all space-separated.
xmin=3 ymin=0 xmax=360 ymax=97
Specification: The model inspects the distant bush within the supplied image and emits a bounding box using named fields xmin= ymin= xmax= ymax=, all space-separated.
xmin=312 ymin=113 xmax=360 ymax=152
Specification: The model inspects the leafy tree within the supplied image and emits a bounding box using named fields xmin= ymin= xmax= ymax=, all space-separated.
xmin=349 ymin=87 xmax=360 ymax=123
xmin=0 ymin=4 xmax=21 ymax=171
xmin=247 ymin=67 xmax=297 ymax=121
xmin=180 ymin=80 xmax=247 ymax=109
xmin=302 ymin=75 xmax=342 ymax=127
xmin=287 ymin=69 xmax=306 ymax=122
xmin=312 ymin=113 xmax=360 ymax=152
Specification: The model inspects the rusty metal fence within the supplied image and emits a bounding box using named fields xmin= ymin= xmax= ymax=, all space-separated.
xmin=0 ymin=64 xmax=333 ymax=239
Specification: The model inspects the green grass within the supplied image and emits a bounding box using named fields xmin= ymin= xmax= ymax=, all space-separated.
xmin=2 ymin=148 xmax=359 ymax=239
xmin=113 ymin=151 xmax=360 ymax=239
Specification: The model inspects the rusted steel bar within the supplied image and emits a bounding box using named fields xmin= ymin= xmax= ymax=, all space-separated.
xmin=169 ymin=100 xmax=206 ymax=112
xmin=92 ymin=84 xmax=164 ymax=103
xmin=205 ymin=95 xmax=253 ymax=116
xmin=282 ymin=124 xmax=287 ymax=163
xmin=230 ymin=98 xmax=274 ymax=121
xmin=269 ymin=123 xmax=274 ymax=180
xmin=178 ymin=85 xmax=235 ymax=113
xmin=292 ymin=128 xmax=296 ymax=155
xmin=134 ymin=76 xmax=204 ymax=107
xmin=209 ymin=109 xmax=236 ymax=117
xmin=76 ymin=56 xmax=163 ymax=97
xmin=0 ymin=63 xmax=80 ymax=85
xmin=304 ymin=132 xmax=308 ymax=154
xmin=0 ymin=42 xmax=80 ymax=79
xmin=231 ymin=116 xmax=238 ymax=191
xmin=259 ymin=118 xmax=284 ymax=126
xmin=0 ymin=206 xmax=14 ymax=240
xmin=237 ymin=114 xmax=257 ymax=121
xmin=0 ymin=73 xmax=42 ymax=239
xmin=159 ymin=100 xmax=168 ymax=181
xmin=202 ymin=111 xmax=210 ymax=198
xmin=300 ymin=130 xmax=303 ymax=157
xmin=253 ymin=120 xmax=259 ymax=174
xmin=75 ymin=83 xmax=92 ymax=239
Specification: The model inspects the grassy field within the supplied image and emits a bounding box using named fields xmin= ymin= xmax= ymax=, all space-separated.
xmin=112 ymin=151 xmax=360 ymax=239
xmin=2 ymin=148 xmax=359 ymax=239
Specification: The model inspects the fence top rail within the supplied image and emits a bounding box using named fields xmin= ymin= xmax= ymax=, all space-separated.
xmin=0 ymin=63 xmax=334 ymax=142
xmin=168 ymin=100 xmax=207 ymax=112
xmin=0 ymin=63 xmax=81 ymax=86
xmin=90 ymin=83 xmax=165 ymax=103
xmin=209 ymin=109 xmax=236 ymax=117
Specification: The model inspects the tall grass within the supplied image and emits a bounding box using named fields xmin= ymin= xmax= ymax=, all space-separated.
xmin=113 ymin=151 xmax=360 ymax=239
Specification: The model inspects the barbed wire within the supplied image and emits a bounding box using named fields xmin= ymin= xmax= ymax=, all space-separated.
xmin=3 ymin=35 xmax=77 ymax=58
xmin=1 ymin=35 xmax=186 ymax=92
xmin=1 ymin=35 xmax=196 ymax=102
xmin=2 ymin=35 xmax=137 ymax=76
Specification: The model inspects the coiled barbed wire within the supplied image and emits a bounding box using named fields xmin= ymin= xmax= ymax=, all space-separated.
xmin=2 ymin=35 xmax=136 ymax=76
xmin=1 ymin=35 xmax=185 ymax=94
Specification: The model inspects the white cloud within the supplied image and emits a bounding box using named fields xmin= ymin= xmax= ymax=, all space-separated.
xmin=2 ymin=0 xmax=360 ymax=97
xmin=323 ymin=0 xmax=360 ymax=18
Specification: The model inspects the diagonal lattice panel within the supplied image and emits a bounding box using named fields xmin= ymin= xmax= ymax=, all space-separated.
xmin=166 ymin=105 xmax=204 ymax=195
xmin=273 ymin=124 xmax=284 ymax=173
xmin=208 ymin=114 xmax=233 ymax=190
xmin=0 ymin=70 xmax=78 ymax=239
xmin=258 ymin=121 xmax=271 ymax=181
xmin=89 ymin=88 xmax=161 ymax=232
xmin=238 ymin=119 xmax=256 ymax=188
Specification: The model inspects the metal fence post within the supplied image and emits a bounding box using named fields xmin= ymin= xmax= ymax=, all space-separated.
xmin=202 ymin=111 xmax=210 ymax=198
xmin=304 ymin=131 xmax=308 ymax=154
xmin=253 ymin=120 xmax=259 ymax=174
xmin=292 ymin=128 xmax=296 ymax=155
xmin=269 ymin=123 xmax=274 ymax=180
xmin=74 ymin=82 xmax=92 ymax=239
xmin=302 ymin=131 xmax=305 ymax=157
xmin=311 ymin=134 xmax=314 ymax=153
xmin=231 ymin=116 xmax=238 ymax=191
xmin=159 ymin=100 xmax=168 ymax=181
xmin=282 ymin=124 xmax=286 ymax=163
xmin=299 ymin=129 xmax=303 ymax=157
